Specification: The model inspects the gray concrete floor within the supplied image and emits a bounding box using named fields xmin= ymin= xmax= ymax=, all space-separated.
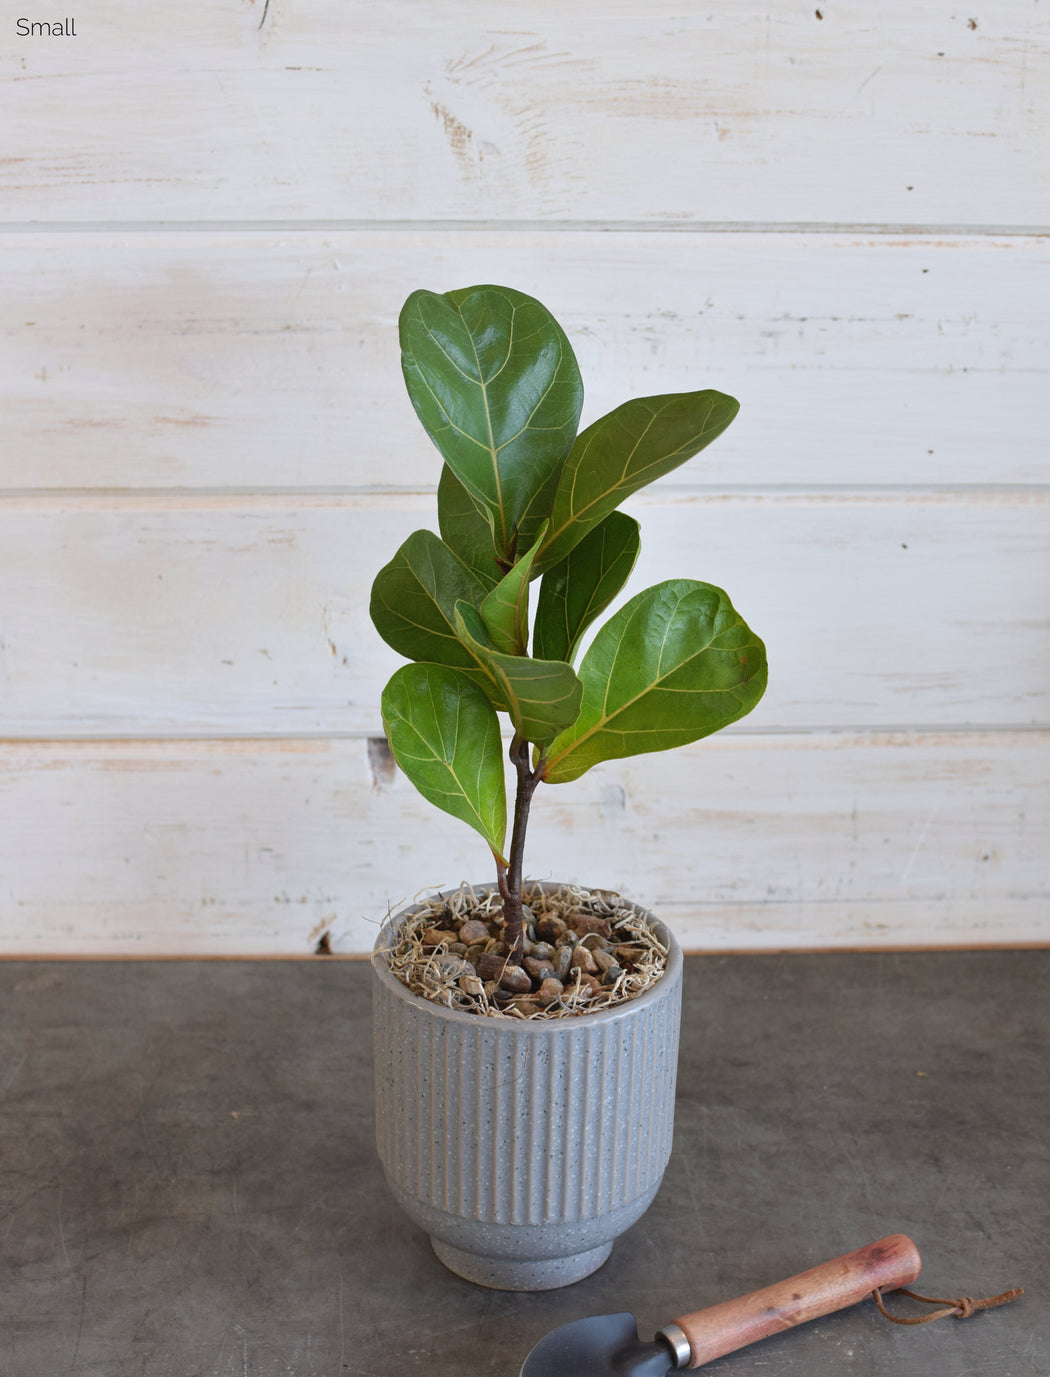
xmin=0 ymin=952 xmax=1046 ymax=1376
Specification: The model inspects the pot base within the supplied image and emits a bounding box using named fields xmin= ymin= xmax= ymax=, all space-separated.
xmin=431 ymin=1237 xmax=613 ymax=1292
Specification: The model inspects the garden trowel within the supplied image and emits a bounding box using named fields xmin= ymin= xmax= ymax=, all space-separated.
xmin=520 ymin=1233 xmax=921 ymax=1375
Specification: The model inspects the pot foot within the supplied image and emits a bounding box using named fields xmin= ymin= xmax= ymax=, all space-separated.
xmin=430 ymin=1237 xmax=614 ymax=1291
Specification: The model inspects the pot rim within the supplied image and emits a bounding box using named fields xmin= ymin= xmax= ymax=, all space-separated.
xmin=370 ymin=880 xmax=682 ymax=1033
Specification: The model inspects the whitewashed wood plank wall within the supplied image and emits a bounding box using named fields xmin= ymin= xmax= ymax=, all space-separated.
xmin=1 ymin=1 xmax=1047 ymax=955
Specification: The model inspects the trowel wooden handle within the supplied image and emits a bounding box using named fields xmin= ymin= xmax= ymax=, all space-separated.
xmin=666 ymin=1233 xmax=922 ymax=1369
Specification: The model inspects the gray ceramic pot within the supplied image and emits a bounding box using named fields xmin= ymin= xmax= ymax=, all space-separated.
xmin=371 ymin=884 xmax=683 ymax=1291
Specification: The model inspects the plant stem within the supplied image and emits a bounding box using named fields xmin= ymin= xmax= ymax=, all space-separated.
xmin=499 ymin=736 xmax=543 ymax=963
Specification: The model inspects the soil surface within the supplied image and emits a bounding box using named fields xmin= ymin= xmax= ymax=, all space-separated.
xmin=379 ymin=882 xmax=668 ymax=1019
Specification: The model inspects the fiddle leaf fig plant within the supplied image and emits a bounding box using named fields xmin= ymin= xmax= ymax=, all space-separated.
xmin=371 ymin=284 xmax=767 ymax=965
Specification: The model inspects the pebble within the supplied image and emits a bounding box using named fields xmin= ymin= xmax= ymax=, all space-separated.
xmin=570 ymin=944 xmax=598 ymax=975
xmin=499 ymin=964 xmax=533 ymax=994
xmin=601 ymin=965 xmax=624 ymax=986
xmin=523 ymin=956 xmax=557 ymax=980
xmin=458 ymin=919 xmax=491 ymax=946
xmin=573 ymin=972 xmax=604 ymax=996
xmin=579 ymin=932 xmax=610 ymax=951
xmin=553 ymin=946 xmax=574 ymax=981
xmin=566 ymin=912 xmax=612 ymax=939
xmin=422 ymin=927 xmax=457 ymax=947
xmin=477 ymin=952 xmax=509 ymax=982
xmin=458 ymin=973 xmax=485 ymax=998
xmin=535 ymin=977 xmax=564 ymax=1004
xmin=504 ymin=998 xmax=540 ymax=1018
xmin=593 ymin=949 xmax=619 ymax=972
xmin=536 ymin=915 xmax=568 ymax=943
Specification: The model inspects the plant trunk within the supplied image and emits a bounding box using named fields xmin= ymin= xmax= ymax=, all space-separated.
xmin=498 ymin=737 xmax=541 ymax=963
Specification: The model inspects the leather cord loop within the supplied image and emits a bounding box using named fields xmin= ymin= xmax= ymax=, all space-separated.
xmin=872 ymin=1284 xmax=1024 ymax=1326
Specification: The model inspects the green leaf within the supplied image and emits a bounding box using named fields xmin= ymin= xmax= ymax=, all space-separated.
xmin=382 ymin=663 xmax=507 ymax=862
xmin=533 ymin=511 xmax=641 ymax=664
xmin=536 ymin=390 xmax=740 ymax=572
xmin=453 ymin=602 xmax=584 ymax=747
xmin=437 ymin=464 xmax=502 ymax=589
xmin=369 ymin=529 xmax=503 ymax=701
xmin=479 ymin=523 xmax=548 ymax=656
xmin=542 ymin=579 xmax=766 ymax=784
xmin=400 ymin=284 xmax=584 ymax=565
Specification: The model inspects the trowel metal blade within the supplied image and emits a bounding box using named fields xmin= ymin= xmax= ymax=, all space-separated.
xmin=519 ymin=1311 xmax=674 ymax=1377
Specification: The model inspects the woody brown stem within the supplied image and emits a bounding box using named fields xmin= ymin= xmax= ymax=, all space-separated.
xmin=499 ymin=736 xmax=543 ymax=963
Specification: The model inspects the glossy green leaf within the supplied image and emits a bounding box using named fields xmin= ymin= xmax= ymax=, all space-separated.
xmin=369 ymin=529 xmax=503 ymax=701
xmin=542 ymin=579 xmax=767 ymax=784
xmin=536 ymin=390 xmax=739 ymax=572
xmin=453 ymin=602 xmax=584 ymax=746
xmin=400 ymin=284 xmax=584 ymax=564
xmin=382 ymin=663 xmax=507 ymax=862
xmin=532 ymin=512 xmax=641 ymax=664
xmin=479 ymin=523 xmax=548 ymax=656
xmin=437 ymin=464 xmax=502 ymax=589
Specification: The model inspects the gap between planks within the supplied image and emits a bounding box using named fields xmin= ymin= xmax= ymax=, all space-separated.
xmin=0 ymin=221 xmax=1047 ymax=237
xmin=1 ymin=487 xmax=1047 ymax=512
xmin=2 ymin=727 xmax=1048 ymax=747
xmin=2 ymin=941 xmax=1048 ymax=962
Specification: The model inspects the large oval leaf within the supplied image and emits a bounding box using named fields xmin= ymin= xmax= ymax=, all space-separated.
xmin=542 ymin=580 xmax=767 ymax=784
xmin=369 ymin=529 xmax=503 ymax=701
xmin=400 ymin=285 xmax=583 ymax=564
xmin=437 ymin=464 xmax=502 ymax=589
xmin=536 ymin=390 xmax=739 ymax=572
xmin=381 ymin=663 xmax=507 ymax=862
xmin=454 ymin=602 xmax=584 ymax=747
xmin=532 ymin=511 xmax=641 ymax=664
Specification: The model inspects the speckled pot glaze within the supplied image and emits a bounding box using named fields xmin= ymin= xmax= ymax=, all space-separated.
xmin=371 ymin=883 xmax=683 ymax=1291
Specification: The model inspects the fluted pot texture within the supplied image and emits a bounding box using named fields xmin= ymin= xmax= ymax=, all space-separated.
xmin=371 ymin=885 xmax=683 ymax=1291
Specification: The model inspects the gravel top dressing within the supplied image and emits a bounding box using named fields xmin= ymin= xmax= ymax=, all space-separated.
xmin=380 ymin=882 xmax=668 ymax=1020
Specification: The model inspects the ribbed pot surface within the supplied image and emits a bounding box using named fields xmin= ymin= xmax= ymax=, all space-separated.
xmin=372 ymin=885 xmax=683 ymax=1290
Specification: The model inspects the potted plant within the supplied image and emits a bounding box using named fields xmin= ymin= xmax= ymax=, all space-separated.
xmin=370 ymin=283 xmax=767 ymax=1290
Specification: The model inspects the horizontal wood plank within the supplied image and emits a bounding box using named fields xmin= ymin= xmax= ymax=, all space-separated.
xmin=6 ymin=0 xmax=1046 ymax=961
xmin=0 ymin=733 xmax=1044 ymax=955
xmin=1 ymin=493 xmax=1046 ymax=736
xmin=2 ymin=232 xmax=1045 ymax=490
xmin=3 ymin=1 xmax=1046 ymax=224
